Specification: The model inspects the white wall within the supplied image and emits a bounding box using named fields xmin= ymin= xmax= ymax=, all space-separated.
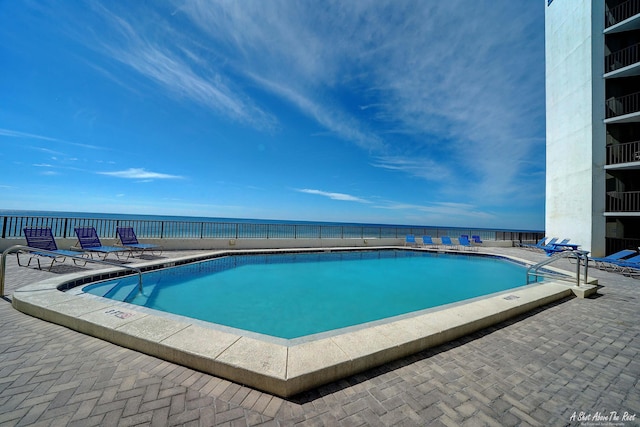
xmin=545 ymin=0 xmax=606 ymax=256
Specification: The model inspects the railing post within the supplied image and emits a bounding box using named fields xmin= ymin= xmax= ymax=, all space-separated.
xmin=1 ymin=217 xmax=6 ymax=239
xmin=583 ymin=252 xmax=589 ymax=285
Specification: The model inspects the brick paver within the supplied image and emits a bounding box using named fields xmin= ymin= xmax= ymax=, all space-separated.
xmin=1 ymin=248 xmax=638 ymax=426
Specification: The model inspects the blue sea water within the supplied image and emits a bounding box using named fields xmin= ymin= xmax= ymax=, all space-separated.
xmin=0 ymin=209 xmax=541 ymax=234
xmin=0 ymin=209 xmax=402 ymax=229
xmin=2 ymin=209 xmax=441 ymax=239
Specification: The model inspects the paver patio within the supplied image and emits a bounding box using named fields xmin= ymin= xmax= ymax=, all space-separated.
xmin=0 ymin=247 xmax=638 ymax=426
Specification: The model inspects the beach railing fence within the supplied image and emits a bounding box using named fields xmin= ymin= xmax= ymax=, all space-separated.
xmin=0 ymin=214 xmax=544 ymax=243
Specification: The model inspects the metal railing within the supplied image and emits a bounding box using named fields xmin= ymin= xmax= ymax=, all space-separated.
xmin=1 ymin=245 xmax=143 ymax=297
xmin=526 ymin=250 xmax=590 ymax=287
xmin=607 ymin=191 xmax=640 ymax=212
xmin=0 ymin=214 xmax=544 ymax=243
xmin=606 ymin=236 xmax=640 ymax=255
xmin=607 ymin=140 xmax=640 ymax=164
xmin=606 ymin=92 xmax=640 ymax=118
xmin=606 ymin=43 xmax=640 ymax=73
xmin=606 ymin=0 xmax=640 ymax=28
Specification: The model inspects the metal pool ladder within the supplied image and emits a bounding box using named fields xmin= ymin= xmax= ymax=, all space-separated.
xmin=526 ymin=250 xmax=590 ymax=287
xmin=1 ymin=245 xmax=143 ymax=298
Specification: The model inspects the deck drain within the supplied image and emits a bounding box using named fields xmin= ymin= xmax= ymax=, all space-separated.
xmin=503 ymin=295 xmax=520 ymax=300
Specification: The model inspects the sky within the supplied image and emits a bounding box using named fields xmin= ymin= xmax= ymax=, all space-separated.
xmin=0 ymin=1 xmax=546 ymax=230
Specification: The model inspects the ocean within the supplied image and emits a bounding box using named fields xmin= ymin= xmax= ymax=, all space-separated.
xmin=0 ymin=210 xmax=541 ymax=240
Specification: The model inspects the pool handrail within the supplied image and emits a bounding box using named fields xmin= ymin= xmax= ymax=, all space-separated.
xmin=1 ymin=245 xmax=143 ymax=297
xmin=526 ymin=250 xmax=590 ymax=287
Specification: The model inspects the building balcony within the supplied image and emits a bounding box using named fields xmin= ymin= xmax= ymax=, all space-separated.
xmin=606 ymin=191 xmax=640 ymax=213
xmin=606 ymin=236 xmax=640 ymax=254
xmin=606 ymin=0 xmax=640 ymax=32
xmin=605 ymin=43 xmax=640 ymax=77
xmin=605 ymin=92 xmax=640 ymax=122
xmin=606 ymin=140 xmax=640 ymax=167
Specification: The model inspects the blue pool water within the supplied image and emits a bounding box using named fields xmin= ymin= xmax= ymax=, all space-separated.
xmin=83 ymin=250 xmax=530 ymax=339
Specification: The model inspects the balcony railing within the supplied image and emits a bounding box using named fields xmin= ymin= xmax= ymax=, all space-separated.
xmin=606 ymin=91 xmax=640 ymax=118
xmin=607 ymin=140 xmax=640 ymax=164
xmin=0 ymin=214 xmax=543 ymax=243
xmin=606 ymin=0 xmax=640 ymax=28
xmin=606 ymin=43 xmax=640 ymax=73
xmin=607 ymin=191 xmax=640 ymax=212
xmin=606 ymin=236 xmax=640 ymax=254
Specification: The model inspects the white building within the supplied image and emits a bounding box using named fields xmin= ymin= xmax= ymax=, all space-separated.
xmin=545 ymin=0 xmax=640 ymax=257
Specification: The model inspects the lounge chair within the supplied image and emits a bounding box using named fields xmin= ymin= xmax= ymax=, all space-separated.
xmin=603 ymin=254 xmax=640 ymax=273
xmin=421 ymin=236 xmax=437 ymax=249
xmin=440 ymin=236 xmax=456 ymax=250
xmin=529 ymin=237 xmax=559 ymax=252
xmin=589 ymin=249 xmax=637 ymax=270
xmin=18 ymin=227 xmax=87 ymax=271
xmin=116 ymin=227 xmax=162 ymax=256
xmin=405 ymin=234 xmax=417 ymax=247
xmin=542 ymin=238 xmax=580 ymax=256
xmin=458 ymin=235 xmax=476 ymax=251
xmin=520 ymin=237 xmax=548 ymax=250
xmin=74 ymin=227 xmax=131 ymax=260
xmin=471 ymin=235 xmax=483 ymax=244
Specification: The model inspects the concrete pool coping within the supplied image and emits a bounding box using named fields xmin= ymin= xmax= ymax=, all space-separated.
xmin=11 ymin=247 xmax=598 ymax=397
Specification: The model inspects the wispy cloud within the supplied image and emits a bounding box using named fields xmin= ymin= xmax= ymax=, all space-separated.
xmin=79 ymin=2 xmax=276 ymax=130
xmin=378 ymin=200 xmax=495 ymax=220
xmin=370 ymin=156 xmax=452 ymax=182
xmin=297 ymin=189 xmax=370 ymax=203
xmin=176 ymin=1 xmax=544 ymax=201
xmin=98 ymin=168 xmax=184 ymax=180
xmin=246 ymin=72 xmax=384 ymax=152
xmin=0 ymin=128 xmax=102 ymax=150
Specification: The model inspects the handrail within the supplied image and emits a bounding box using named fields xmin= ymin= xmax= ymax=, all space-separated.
xmin=606 ymin=91 xmax=640 ymax=119
xmin=606 ymin=191 xmax=640 ymax=212
xmin=605 ymin=42 xmax=640 ymax=73
xmin=0 ymin=213 xmax=544 ymax=242
xmin=526 ymin=250 xmax=590 ymax=287
xmin=606 ymin=140 xmax=640 ymax=165
xmin=1 ymin=245 xmax=143 ymax=297
xmin=606 ymin=0 xmax=640 ymax=28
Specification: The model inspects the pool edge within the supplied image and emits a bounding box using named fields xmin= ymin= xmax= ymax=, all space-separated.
xmin=10 ymin=248 xmax=595 ymax=397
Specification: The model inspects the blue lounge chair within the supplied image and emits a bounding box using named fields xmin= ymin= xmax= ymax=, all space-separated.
xmin=605 ymin=254 xmax=640 ymax=272
xmin=421 ymin=236 xmax=437 ymax=249
xmin=458 ymin=235 xmax=476 ymax=251
xmin=520 ymin=237 xmax=548 ymax=250
xmin=116 ymin=227 xmax=162 ymax=256
xmin=74 ymin=227 xmax=131 ymax=260
xmin=18 ymin=227 xmax=87 ymax=270
xmin=405 ymin=234 xmax=417 ymax=247
xmin=533 ymin=237 xmax=558 ymax=252
xmin=440 ymin=236 xmax=456 ymax=250
xmin=471 ymin=235 xmax=483 ymax=244
xmin=589 ymin=249 xmax=637 ymax=270
xmin=542 ymin=238 xmax=580 ymax=256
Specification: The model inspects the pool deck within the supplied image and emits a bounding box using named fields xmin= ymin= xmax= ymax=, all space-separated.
xmin=1 ymin=247 xmax=638 ymax=426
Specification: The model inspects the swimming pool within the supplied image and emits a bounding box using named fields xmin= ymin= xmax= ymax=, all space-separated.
xmin=83 ymin=250 xmax=533 ymax=339
xmin=12 ymin=247 xmax=583 ymax=396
